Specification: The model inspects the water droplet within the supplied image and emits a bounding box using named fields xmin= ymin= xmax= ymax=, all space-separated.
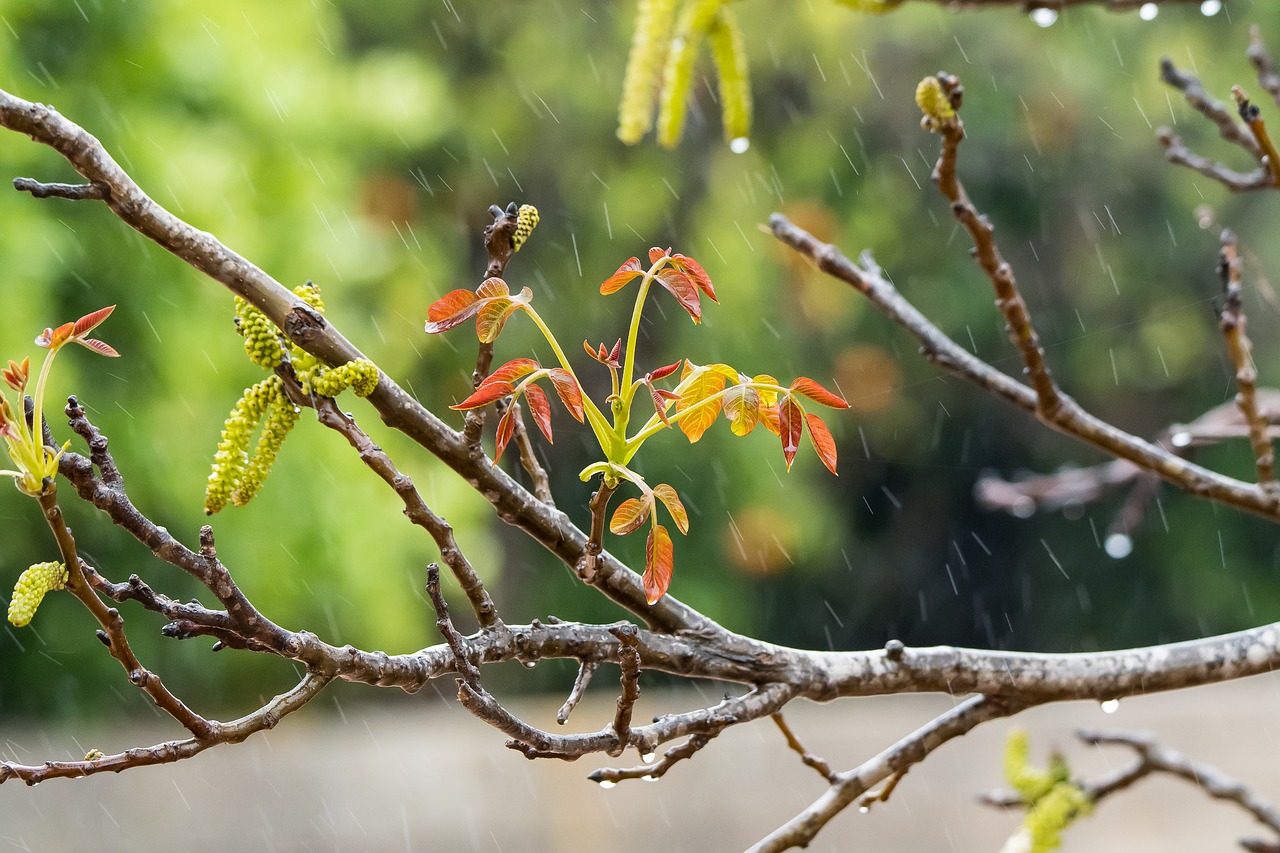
xmin=1104 ymin=533 xmax=1133 ymax=560
xmin=729 ymin=137 xmax=750 ymax=154
xmin=642 ymin=774 xmax=659 ymax=782
xmin=1200 ymin=0 xmax=1221 ymax=15
xmin=1171 ymin=431 xmax=1193 ymax=448
xmin=1029 ymin=8 xmax=1058 ymax=27
xmin=598 ymin=780 xmax=616 ymax=789
xmin=1139 ymin=3 xmax=1158 ymax=20
xmin=641 ymin=752 xmax=656 ymax=763
xmin=858 ymin=805 xmax=870 ymax=814
xmin=1012 ymin=496 xmax=1036 ymax=519
xmin=522 ymin=660 xmax=537 ymax=669
xmin=1100 ymin=698 xmax=1120 ymax=714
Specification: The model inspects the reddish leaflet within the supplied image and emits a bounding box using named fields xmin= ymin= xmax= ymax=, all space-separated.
xmin=427 ymin=245 xmax=847 ymax=603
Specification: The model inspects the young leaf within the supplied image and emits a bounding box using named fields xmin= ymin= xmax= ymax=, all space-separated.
xmin=648 ymin=247 xmax=670 ymax=264
xmin=671 ymin=254 xmax=718 ymax=302
xmin=476 ymin=297 xmax=518 ymax=343
xmin=484 ymin=358 xmax=540 ymax=386
xmin=524 ymin=384 xmax=554 ymax=442
xmin=676 ymin=367 xmax=727 ymax=442
xmin=72 ymin=305 xmax=116 ymax=338
xmin=778 ymin=395 xmax=804 ymax=471
xmin=648 ymin=384 xmax=681 ymax=426
xmin=425 ymin=289 xmax=482 ymax=334
xmin=548 ymin=369 xmax=585 ymax=422
xmin=805 ymin=413 xmax=838 ymax=475
xmin=610 ymin=496 xmax=652 ymax=535
xmin=644 ymin=523 xmax=674 ymax=604
xmin=722 ymin=383 xmax=761 ymax=437
xmin=601 ymin=257 xmax=644 ymax=295
xmin=3 ymin=357 xmax=29 ymax=392
xmin=753 ymin=374 xmax=781 ymax=435
xmin=790 ymin=377 xmax=850 ymax=409
xmin=494 ymin=407 xmax=517 ymax=464
xmin=74 ymin=337 xmax=120 ymax=358
xmin=475 ymin=277 xmax=511 ymax=299
xmin=653 ymin=484 xmax=689 ymax=534
xmin=656 ymin=267 xmax=702 ymax=324
xmin=451 ymin=380 xmax=514 ymax=410
xmin=646 ymin=360 xmax=683 ymax=383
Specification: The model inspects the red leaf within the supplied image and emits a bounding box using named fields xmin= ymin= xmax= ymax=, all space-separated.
xmin=779 ymin=396 xmax=804 ymax=471
xmin=484 ymin=358 xmax=540 ymax=386
xmin=600 ymin=257 xmax=643 ymax=295
xmin=790 ymin=377 xmax=849 ymax=409
xmin=548 ymin=369 xmax=585 ymax=422
xmin=644 ymin=524 xmax=674 ymax=604
xmin=646 ymin=360 xmax=682 ymax=382
xmin=648 ymin=382 xmax=676 ymax=426
xmin=722 ymin=383 xmax=761 ymax=437
xmin=74 ymin=338 xmax=120 ymax=358
xmin=451 ymin=380 xmax=514 ymax=410
xmin=3 ymin=357 xmax=29 ymax=392
xmin=648 ymin=247 xmax=667 ymax=264
xmin=425 ymin=289 xmax=482 ymax=334
xmin=525 ymin=384 xmax=554 ymax=442
xmin=608 ymin=339 xmax=622 ymax=366
xmin=672 ymin=255 xmax=717 ymax=303
xmin=494 ymin=408 xmax=517 ymax=463
xmin=73 ymin=305 xmax=115 ymax=338
xmin=656 ymin=268 xmax=702 ymax=324
xmin=610 ymin=497 xmax=652 ymax=535
xmin=805 ymin=413 xmax=838 ymax=475
xmin=653 ymin=484 xmax=689 ymax=534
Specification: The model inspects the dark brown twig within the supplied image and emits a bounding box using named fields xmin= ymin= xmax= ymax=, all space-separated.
xmin=12 ymin=176 xmax=105 ymax=200
xmin=607 ymin=624 xmax=642 ymax=757
xmin=587 ymin=733 xmax=720 ymax=784
xmin=577 ymin=480 xmax=617 ymax=583
xmin=557 ymin=659 xmax=601 ymax=724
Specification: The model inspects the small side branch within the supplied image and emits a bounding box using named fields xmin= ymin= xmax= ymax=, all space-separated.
xmin=772 ymin=713 xmax=838 ymax=783
xmin=1249 ymin=26 xmax=1280 ymax=108
xmin=556 ymin=659 xmax=600 ymax=724
xmin=576 ymin=480 xmax=617 ymax=583
xmin=1217 ymin=231 xmax=1278 ymax=498
xmin=12 ymin=176 xmax=105 ymax=200
xmin=607 ymin=624 xmax=641 ymax=757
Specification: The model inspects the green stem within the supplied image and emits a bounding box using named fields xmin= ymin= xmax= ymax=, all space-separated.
xmin=620 ymin=262 xmax=664 ymax=403
xmin=520 ymin=305 xmax=614 ymax=449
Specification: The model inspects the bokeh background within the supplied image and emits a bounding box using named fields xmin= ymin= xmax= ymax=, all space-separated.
xmin=3 ymin=0 xmax=1280 ymax=846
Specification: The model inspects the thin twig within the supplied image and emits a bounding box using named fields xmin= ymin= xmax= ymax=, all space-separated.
xmin=1248 ymin=26 xmax=1280 ymax=108
xmin=12 ymin=176 xmax=105 ymax=200
xmin=577 ymin=480 xmax=617 ymax=583
xmin=772 ymin=713 xmax=838 ymax=783
xmin=557 ymin=659 xmax=601 ymax=724
xmin=608 ymin=624 xmax=641 ymax=757
xmin=1217 ymin=230 xmax=1277 ymax=496
xmin=587 ymin=733 xmax=720 ymax=784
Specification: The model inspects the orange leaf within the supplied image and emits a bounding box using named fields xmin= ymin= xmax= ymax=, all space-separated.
xmin=805 ymin=413 xmax=838 ymax=475
xmin=676 ymin=368 xmax=726 ymax=443
xmin=476 ymin=277 xmax=511 ymax=299
xmin=672 ymin=255 xmax=717 ymax=302
xmin=652 ymin=484 xmax=689 ymax=534
xmin=451 ymin=380 xmax=514 ymax=410
xmin=525 ymin=384 xmax=554 ymax=442
xmin=656 ymin=268 xmax=701 ymax=324
xmin=722 ymin=384 xmax=761 ymax=437
xmin=425 ymin=289 xmax=482 ymax=334
xmin=779 ymin=396 xmax=804 ymax=471
xmin=484 ymin=358 xmax=540 ymax=386
xmin=476 ymin=298 xmax=517 ymax=343
xmin=790 ymin=377 xmax=849 ymax=409
xmin=601 ymin=257 xmax=643 ymax=295
xmin=548 ymin=369 xmax=585 ymax=422
xmin=610 ymin=497 xmax=652 ymax=535
xmin=74 ymin=338 xmax=120 ymax=358
xmin=648 ymin=383 xmax=679 ymax=426
xmin=646 ymin=360 xmax=682 ymax=382
xmin=644 ymin=524 xmax=674 ymax=604
xmin=648 ymin=247 xmax=668 ymax=264
xmin=494 ymin=408 xmax=517 ymax=463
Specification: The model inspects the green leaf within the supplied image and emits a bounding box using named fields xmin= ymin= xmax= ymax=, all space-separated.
xmin=644 ymin=524 xmax=674 ymax=604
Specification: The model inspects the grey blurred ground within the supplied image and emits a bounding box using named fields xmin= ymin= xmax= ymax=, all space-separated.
xmin=3 ymin=673 xmax=1279 ymax=851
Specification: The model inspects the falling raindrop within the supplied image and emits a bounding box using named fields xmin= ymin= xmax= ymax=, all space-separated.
xmin=729 ymin=137 xmax=751 ymax=154
xmin=598 ymin=780 xmax=616 ymax=789
xmin=1029 ymin=8 xmax=1058 ymax=27
xmin=1104 ymin=533 xmax=1133 ymax=560
xmin=1139 ymin=3 xmax=1158 ymax=20
xmin=1200 ymin=0 xmax=1221 ymax=15
xmin=1100 ymin=698 xmax=1120 ymax=714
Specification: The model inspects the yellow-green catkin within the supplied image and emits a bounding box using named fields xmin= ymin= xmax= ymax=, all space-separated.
xmin=233 ymin=380 xmax=300 ymax=507
xmin=234 ymin=298 xmax=284 ymax=369
xmin=1022 ymin=783 xmax=1092 ymax=852
xmin=1004 ymin=728 xmax=1055 ymax=803
xmin=707 ymin=5 xmax=750 ymax=147
xmin=293 ymin=281 xmax=326 ymax=314
xmin=915 ymin=75 xmax=955 ymax=127
xmin=657 ymin=0 xmax=726 ymax=149
xmin=1001 ymin=729 xmax=1092 ymax=853
xmin=618 ymin=0 xmax=680 ymax=144
xmin=511 ymin=204 xmax=540 ymax=252
xmin=310 ymin=358 xmax=380 ymax=398
xmin=205 ymin=376 xmax=279 ymax=514
xmin=8 ymin=561 xmax=67 ymax=627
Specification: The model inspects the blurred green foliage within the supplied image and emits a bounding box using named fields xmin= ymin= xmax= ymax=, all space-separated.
xmin=2 ymin=0 xmax=1280 ymax=719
